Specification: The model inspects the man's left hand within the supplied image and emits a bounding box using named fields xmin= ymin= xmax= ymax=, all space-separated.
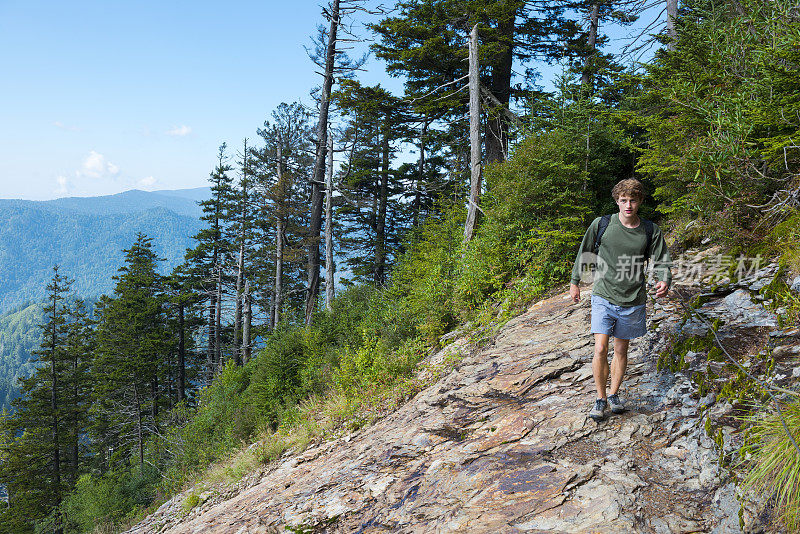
xmin=654 ymin=281 xmax=669 ymax=298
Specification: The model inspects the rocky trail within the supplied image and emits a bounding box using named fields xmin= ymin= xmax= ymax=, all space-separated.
xmin=128 ymin=248 xmax=800 ymax=533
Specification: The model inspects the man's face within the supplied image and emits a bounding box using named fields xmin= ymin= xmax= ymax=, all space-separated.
xmin=616 ymin=195 xmax=641 ymax=217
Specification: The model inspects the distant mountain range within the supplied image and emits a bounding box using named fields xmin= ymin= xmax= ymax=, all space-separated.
xmin=0 ymin=187 xmax=209 ymax=311
xmin=0 ymin=187 xmax=209 ymax=410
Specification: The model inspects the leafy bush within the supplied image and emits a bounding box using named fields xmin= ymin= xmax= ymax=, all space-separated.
xmin=384 ymin=205 xmax=463 ymax=343
xmin=635 ymin=0 xmax=800 ymax=242
xmin=456 ymin=130 xmax=591 ymax=314
xmin=62 ymin=465 xmax=160 ymax=532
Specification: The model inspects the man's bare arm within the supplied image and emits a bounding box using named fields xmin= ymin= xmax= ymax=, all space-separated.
xmin=570 ymin=283 xmax=581 ymax=303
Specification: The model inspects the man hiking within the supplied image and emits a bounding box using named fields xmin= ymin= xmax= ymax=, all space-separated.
xmin=569 ymin=179 xmax=672 ymax=421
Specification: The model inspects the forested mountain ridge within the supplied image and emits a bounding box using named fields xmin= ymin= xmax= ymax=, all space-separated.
xmin=0 ymin=303 xmax=44 ymax=410
xmin=0 ymin=188 xmax=207 ymax=412
xmin=0 ymin=188 xmax=208 ymax=311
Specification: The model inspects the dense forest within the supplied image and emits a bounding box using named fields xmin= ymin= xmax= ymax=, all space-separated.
xmin=0 ymin=304 xmax=45 ymax=410
xmin=2 ymin=0 xmax=800 ymax=531
xmin=0 ymin=190 xmax=204 ymax=312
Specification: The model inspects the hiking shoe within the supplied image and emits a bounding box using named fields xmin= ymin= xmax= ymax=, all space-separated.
xmin=608 ymin=394 xmax=625 ymax=414
xmin=589 ymin=398 xmax=608 ymax=421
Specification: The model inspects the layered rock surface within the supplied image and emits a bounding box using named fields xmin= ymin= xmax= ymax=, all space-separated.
xmin=128 ymin=248 xmax=796 ymax=533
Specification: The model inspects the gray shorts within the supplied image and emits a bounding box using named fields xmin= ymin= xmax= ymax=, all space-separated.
xmin=591 ymin=294 xmax=646 ymax=340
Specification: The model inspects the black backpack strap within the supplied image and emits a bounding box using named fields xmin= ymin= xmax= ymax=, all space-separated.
xmin=593 ymin=214 xmax=612 ymax=255
xmin=642 ymin=219 xmax=654 ymax=262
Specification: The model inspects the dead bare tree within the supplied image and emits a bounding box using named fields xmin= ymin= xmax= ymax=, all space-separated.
xmin=464 ymin=24 xmax=482 ymax=243
xmin=325 ymin=134 xmax=336 ymax=310
xmin=305 ymin=0 xmax=372 ymax=324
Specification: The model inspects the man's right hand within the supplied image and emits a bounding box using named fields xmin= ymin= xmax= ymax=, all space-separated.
xmin=569 ymin=283 xmax=580 ymax=303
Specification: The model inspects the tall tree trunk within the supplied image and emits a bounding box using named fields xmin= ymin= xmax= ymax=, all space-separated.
xmin=485 ymin=10 xmax=516 ymax=165
xmin=49 ymin=289 xmax=62 ymax=528
xmin=371 ymin=177 xmax=378 ymax=274
xmin=242 ymin=280 xmax=252 ymax=365
xmin=207 ymin=206 xmax=220 ymax=382
xmin=375 ymin=127 xmax=390 ymax=285
xmin=464 ymin=24 xmax=482 ymax=243
xmin=412 ymin=119 xmax=428 ymax=228
xmin=581 ymin=3 xmax=601 ymax=94
xmin=233 ymin=139 xmax=248 ymax=366
xmin=666 ymin=0 xmax=678 ymax=48
xmin=207 ymin=290 xmax=215 ymax=383
xmin=133 ymin=383 xmax=144 ymax=469
xmin=233 ymin=246 xmax=244 ymax=366
xmin=325 ymin=134 xmax=336 ymax=309
xmin=581 ymin=2 xmax=601 ymax=181
xmin=151 ymin=372 xmax=158 ymax=419
xmin=306 ymin=0 xmax=340 ymax=325
xmin=71 ymin=353 xmax=79 ymax=484
xmin=274 ymin=146 xmax=285 ymax=329
xmin=214 ymin=266 xmax=222 ymax=373
xmin=177 ymin=302 xmax=186 ymax=402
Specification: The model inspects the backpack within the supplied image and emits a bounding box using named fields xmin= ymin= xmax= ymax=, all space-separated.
xmin=593 ymin=214 xmax=654 ymax=262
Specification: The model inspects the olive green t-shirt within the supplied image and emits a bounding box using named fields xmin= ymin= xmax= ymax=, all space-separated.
xmin=570 ymin=214 xmax=672 ymax=306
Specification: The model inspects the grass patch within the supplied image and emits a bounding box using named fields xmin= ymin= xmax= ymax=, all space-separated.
xmin=181 ymin=493 xmax=200 ymax=514
xmin=743 ymin=400 xmax=800 ymax=531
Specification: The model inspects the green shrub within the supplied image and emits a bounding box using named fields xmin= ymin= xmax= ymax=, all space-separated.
xmin=455 ymin=130 xmax=591 ymax=315
xmin=62 ymin=465 xmax=160 ymax=532
xmin=332 ymin=330 xmax=389 ymax=393
xmin=385 ymin=206 xmax=462 ymax=343
xmin=182 ymin=493 xmax=200 ymax=513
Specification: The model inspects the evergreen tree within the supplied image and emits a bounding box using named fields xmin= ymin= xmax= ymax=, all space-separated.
xmin=334 ymin=80 xmax=409 ymax=285
xmin=163 ymin=264 xmax=203 ymax=404
xmin=90 ymin=234 xmax=168 ymax=471
xmin=61 ymin=298 xmax=93 ymax=489
xmin=251 ymin=102 xmax=314 ymax=328
xmin=0 ymin=267 xmax=89 ymax=533
xmin=371 ymin=0 xmax=579 ymax=164
xmin=230 ymin=139 xmax=255 ymax=365
xmin=185 ymin=144 xmax=236 ymax=379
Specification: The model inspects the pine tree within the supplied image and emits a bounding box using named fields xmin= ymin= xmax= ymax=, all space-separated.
xmin=90 ymin=234 xmax=168 ymax=471
xmin=230 ymin=139 xmax=254 ymax=366
xmin=185 ymin=144 xmax=236 ymax=379
xmin=251 ymin=102 xmax=314 ymax=328
xmin=334 ymin=80 xmax=409 ymax=285
xmin=304 ymin=0 xmax=370 ymax=324
xmin=0 ymin=267 xmax=88 ymax=533
xmin=164 ymin=265 xmax=203 ymax=404
xmin=371 ymin=0 xmax=578 ymax=165
xmin=61 ymin=298 xmax=93 ymax=489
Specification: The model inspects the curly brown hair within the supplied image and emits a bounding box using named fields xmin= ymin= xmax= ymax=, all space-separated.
xmin=611 ymin=179 xmax=645 ymax=202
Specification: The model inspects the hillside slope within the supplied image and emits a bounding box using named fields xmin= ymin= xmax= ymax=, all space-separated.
xmin=128 ymin=249 xmax=790 ymax=533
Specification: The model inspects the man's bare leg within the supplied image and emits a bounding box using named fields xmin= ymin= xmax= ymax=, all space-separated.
xmin=592 ymin=333 xmax=610 ymax=399
xmin=609 ymin=337 xmax=629 ymax=395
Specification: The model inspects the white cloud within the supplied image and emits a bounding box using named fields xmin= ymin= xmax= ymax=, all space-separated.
xmin=55 ymin=175 xmax=69 ymax=195
xmin=78 ymin=151 xmax=119 ymax=179
xmin=166 ymin=125 xmax=192 ymax=137
xmin=54 ymin=121 xmax=80 ymax=132
xmin=137 ymin=176 xmax=157 ymax=189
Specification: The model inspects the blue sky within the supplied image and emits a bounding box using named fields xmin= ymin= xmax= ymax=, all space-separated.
xmin=0 ymin=1 xmax=665 ymax=201
xmin=0 ymin=0 xmax=400 ymax=200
